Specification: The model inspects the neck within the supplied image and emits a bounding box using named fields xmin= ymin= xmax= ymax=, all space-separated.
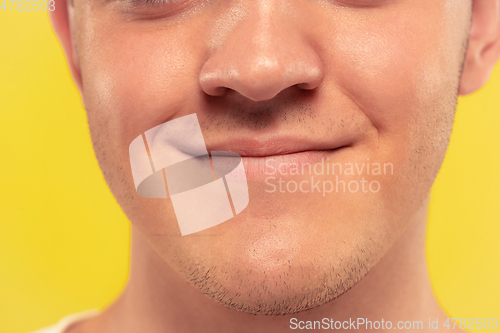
xmin=88 ymin=198 xmax=450 ymax=333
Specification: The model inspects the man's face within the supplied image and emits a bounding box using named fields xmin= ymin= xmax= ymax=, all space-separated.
xmin=72 ymin=0 xmax=470 ymax=314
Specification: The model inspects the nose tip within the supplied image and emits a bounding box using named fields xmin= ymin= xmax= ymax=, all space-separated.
xmin=200 ymin=52 xmax=324 ymax=101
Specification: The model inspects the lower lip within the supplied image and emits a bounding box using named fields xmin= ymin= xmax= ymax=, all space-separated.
xmin=240 ymin=149 xmax=343 ymax=179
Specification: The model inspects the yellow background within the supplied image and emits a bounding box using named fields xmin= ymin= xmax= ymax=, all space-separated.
xmin=0 ymin=10 xmax=499 ymax=333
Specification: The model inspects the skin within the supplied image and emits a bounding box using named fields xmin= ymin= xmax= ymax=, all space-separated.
xmin=49 ymin=0 xmax=500 ymax=332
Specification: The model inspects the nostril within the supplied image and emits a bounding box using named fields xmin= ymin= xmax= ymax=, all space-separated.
xmin=297 ymin=81 xmax=320 ymax=90
xmin=209 ymin=86 xmax=228 ymax=97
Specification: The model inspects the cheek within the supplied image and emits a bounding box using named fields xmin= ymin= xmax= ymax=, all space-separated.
xmin=332 ymin=15 xmax=449 ymax=135
xmin=319 ymin=6 xmax=463 ymax=217
xmin=79 ymin=23 xmax=206 ymax=147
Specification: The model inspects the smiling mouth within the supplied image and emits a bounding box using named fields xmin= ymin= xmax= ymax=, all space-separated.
xmin=204 ymin=136 xmax=350 ymax=178
xmin=206 ymin=135 xmax=350 ymax=157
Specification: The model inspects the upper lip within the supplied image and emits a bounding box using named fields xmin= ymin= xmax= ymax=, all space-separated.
xmin=206 ymin=135 xmax=351 ymax=157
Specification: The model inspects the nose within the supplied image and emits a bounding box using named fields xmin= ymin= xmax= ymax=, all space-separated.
xmin=199 ymin=2 xmax=324 ymax=102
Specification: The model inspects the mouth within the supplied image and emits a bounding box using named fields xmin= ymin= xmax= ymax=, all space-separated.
xmin=206 ymin=136 xmax=351 ymax=178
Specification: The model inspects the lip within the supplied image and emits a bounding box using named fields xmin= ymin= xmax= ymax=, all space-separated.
xmin=207 ymin=136 xmax=348 ymax=156
xmin=206 ymin=136 xmax=350 ymax=178
xmin=241 ymin=150 xmax=346 ymax=178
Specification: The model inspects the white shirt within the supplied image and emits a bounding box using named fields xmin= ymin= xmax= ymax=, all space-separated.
xmin=30 ymin=310 xmax=99 ymax=333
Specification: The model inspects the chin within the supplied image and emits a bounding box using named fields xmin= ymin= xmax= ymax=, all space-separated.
xmin=188 ymin=250 xmax=373 ymax=315
xmin=167 ymin=211 xmax=381 ymax=315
